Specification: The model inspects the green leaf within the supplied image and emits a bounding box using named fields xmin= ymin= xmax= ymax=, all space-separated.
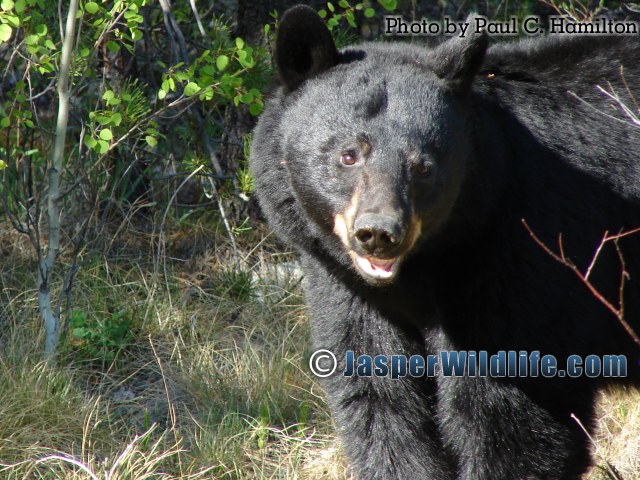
xmin=37 ymin=61 xmax=54 ymax=74
xmin=72 ymin=327 xmax=88 ymax=339
xmin=84 ymin=1 xmax=98 ymax=14
xmin=200 ymin=64 xmax=215 ymax=77
xmin=346 ymin=10 xmax=355 ymax=26
xmin=145 ymin=135 xmax=157 ymax=147
xmin=318 ymin=9 xmax=327 ymax=18
xmin=157 ymin=88 xmax=167 ymax=100
xmin=364 ymin=7 xmax=375 ymax=17
xmin=109 ymin=112 xmax=122 ymax=126
xmin=0 ymin=24 xmax=11 ymax=43
xmin=235 ymin=37 xmax=244 ymax=50
xmin=249 ymin=102 xmax=263 ymax=116
xmin=35 ymin=24 xmax=47 ymax=36
xmin=84 ymin=136 xmax=97 ymax=149
xmin=14 ymin=0 xmax=24 ymax=12
xmin=216 ymin=55 xmax=229 ymax=72
xmin=25 ymin=34 xmax=39 ymax=45
xmin=107 ymin=97 xmax=120 ymax=106
xmin=184 ymin=82 xmax=200 ymax=97
xmin=1 ymin=0 xmax=14 ymax=11
xmin=0 ymin=159 xmax=6 ymax=170
xmin=97 ymin=140 xmax=109 ymax=154
xmin=338 ymin=0 xmax=349 ymax=8
xmin=107 ymin=40 xmax=119 ymax=53
xmin=0 ymin=116 xmax=9 ymax=128
xmin=3 ymin=13 xmax=19 ymax=28
xmin=124 ymin=10 xmax=142 ymax=21
xmin=96 ymin=115 xmax=112 ymax=125
xmin=200 ymin=88 xmax=214 ymax=101
xmin=377 ymin=0 xmax=397 ymax=11
xmin=327 ymin=2 xmax=335 ymax=12
xmin=102 ymin=90 xmax=114 ymax=101
xmin=99 ymin=128 xmax=113 ymax=141
xmin=237 ymin=50 xmax=253 ymax=67
xmin=239 ymin=92 xmax=254 ymax=104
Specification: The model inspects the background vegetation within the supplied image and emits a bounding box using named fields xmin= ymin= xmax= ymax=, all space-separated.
xmin=0 ymin=0 xmax=638 ymax=478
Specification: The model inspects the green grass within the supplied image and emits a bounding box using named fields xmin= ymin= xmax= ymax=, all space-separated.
xmin=0 ymin=215 xmax=637 ymax=479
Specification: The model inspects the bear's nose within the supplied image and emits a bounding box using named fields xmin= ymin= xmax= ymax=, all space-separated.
xmin=354 ymin=214 xmax=405 ymax=255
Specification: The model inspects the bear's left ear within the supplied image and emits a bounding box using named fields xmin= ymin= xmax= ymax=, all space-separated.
xmin=428 ymin=14 xmax=488 ymax=93
xmin=275 ymin=5 xmax=339 ymax=92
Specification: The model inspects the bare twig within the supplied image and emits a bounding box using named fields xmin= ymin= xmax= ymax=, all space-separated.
xmin=158 ymin=0 xmax=189 ymax=65
xmin=596 ymin=83 xmax=640 ymax=127
xmin=567 ymin=91 xmax=640 ymax=128
xmin=570 ymin=413 xmax=623 ymax=480
xmin=522 ymin=219 xmax=640 ymax=346
xmin=618 ymin=66 xmax=640 ymax=114
xmin=189 ymin=0 xmax=206 ymax=38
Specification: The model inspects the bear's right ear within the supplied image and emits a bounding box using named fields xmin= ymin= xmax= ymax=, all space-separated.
xmin=276 ymin=5 xmax=339 ymax=92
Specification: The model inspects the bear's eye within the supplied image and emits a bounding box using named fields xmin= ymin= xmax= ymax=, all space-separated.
xmin=413 ymin=162 xmax=434 ymax=177
xmin=340 ymin=151 xmax=358 ymax=166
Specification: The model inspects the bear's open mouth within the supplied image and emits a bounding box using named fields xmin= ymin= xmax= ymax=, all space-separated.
xmin=353 ymin=254 xmax=401 ymax=281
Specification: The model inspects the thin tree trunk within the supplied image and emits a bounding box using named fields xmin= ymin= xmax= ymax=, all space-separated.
xmin=39 ymin=0 xmax=79 ymax=358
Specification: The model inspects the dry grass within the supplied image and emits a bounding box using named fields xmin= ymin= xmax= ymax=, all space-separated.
xmin=0 ymin=213 xmax=340 ymax=479
xmin=587 ymin=387 xmax=640 ymax=480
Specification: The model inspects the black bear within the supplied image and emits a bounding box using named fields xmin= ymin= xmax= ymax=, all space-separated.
xmin=250 ymin=5 xmax=640 ymax=479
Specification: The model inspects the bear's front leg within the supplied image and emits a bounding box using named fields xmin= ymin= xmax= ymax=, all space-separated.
xmin=437 ymin=373 xmax=593 ymax=480
xmin=302 ymin=259 xmax=456 ymax=480
xmin=323 ymin=370 xmax=456 ymax=479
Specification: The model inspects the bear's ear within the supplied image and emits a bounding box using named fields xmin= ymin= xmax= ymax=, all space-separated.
xmin=276 ymin=5 xmax=339 ymax=92
xmin=428 ymin=14 xmax=488 ymax=93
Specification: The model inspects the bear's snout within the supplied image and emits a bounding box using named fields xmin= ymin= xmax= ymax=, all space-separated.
xmin=353 ymin=213 xmax=406 ymax=257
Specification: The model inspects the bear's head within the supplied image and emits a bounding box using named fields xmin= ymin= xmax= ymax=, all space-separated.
xmin=269 ymin=5 xmax=488 ymax=285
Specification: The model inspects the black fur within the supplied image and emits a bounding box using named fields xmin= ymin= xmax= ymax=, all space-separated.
xmin=251 ymin=5 xmax=640 ymax=479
